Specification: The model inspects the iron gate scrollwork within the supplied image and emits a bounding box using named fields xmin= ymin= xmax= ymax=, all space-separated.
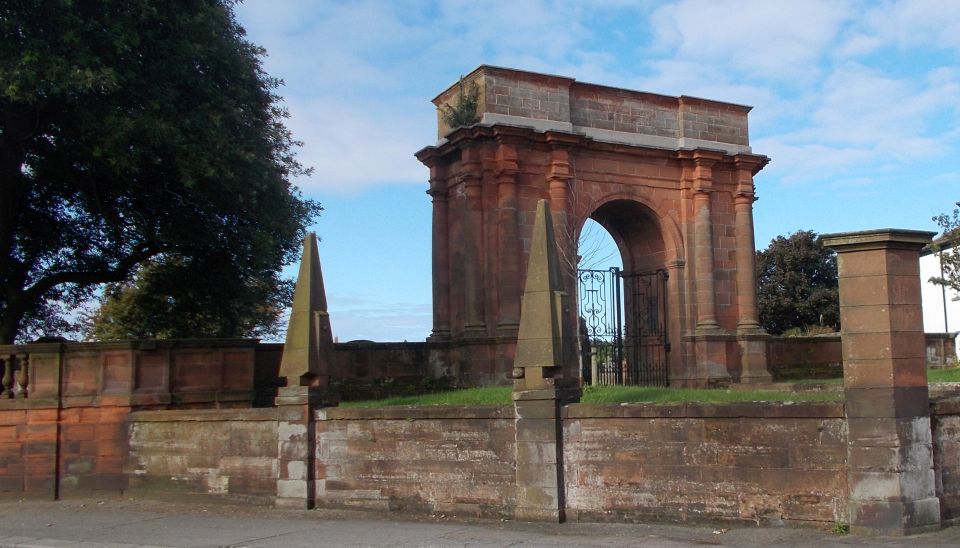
xmin=577 ymin=268 xmax=669 ymax=386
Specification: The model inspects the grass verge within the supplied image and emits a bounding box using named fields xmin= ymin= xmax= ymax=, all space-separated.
xmin=337 ymin=368 xmax=960 ymax=408
xmin=929 ymin=367 xmax=960 ymax=383
xmin=580 ymin=385 xmax=841 ymax=404
xmin=339 ymin=384 xmax=842 ymax=408
xmin=339 ymin=386 xmax=513 ymax=408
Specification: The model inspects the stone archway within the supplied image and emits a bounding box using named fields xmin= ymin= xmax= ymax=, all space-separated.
xmin=581 ymin=199 xmax=672 ymax=385
xmin=416 ymin=66 xmax=773 ymax=387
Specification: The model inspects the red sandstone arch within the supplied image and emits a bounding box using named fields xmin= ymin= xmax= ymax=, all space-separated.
xmin=416 ymin=66 xmax=773 ymax=386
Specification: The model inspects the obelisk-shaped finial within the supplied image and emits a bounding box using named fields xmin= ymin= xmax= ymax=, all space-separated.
xmin=513 ymin=199 xmax=570 ymax=388
xmin=278 ymin=232 xmax=333 ymax=387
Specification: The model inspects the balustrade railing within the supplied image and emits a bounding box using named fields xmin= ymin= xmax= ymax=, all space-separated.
xmin=0 ymin=353 xmax=29 ymax=398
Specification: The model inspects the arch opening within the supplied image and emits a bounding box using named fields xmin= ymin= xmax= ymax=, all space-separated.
xmin=577 ymin=200 xmax=670 ymax=386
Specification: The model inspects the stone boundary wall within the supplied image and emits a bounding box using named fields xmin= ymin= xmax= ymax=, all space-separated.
xmin=766 ymin=336 xmax=843 ymax=380
xmin=314 ymin=406 xmax=517 ymax=518
xmin=766 ymin=334 xmax=957 ymax=380
xmin=127 ymin=408 xmax=278 ymax=504
xmin=0 ymin=340 xmax=259 ymax=500
xmin=933 ymin=397 xmax=960 ymax=525
xmin=255 ymin=341 xmax=450 ymax=404
xmin=562 ymin=402 xmax=848 ymax=524
xmin=6 ymin=396 xmax=960 ymax=530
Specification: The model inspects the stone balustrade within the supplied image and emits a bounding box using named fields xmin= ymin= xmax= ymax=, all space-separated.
xmin=0 ymin=352 xmax=28 ymax=398
xmin=0 ymin=339 xmax=258 ymax=410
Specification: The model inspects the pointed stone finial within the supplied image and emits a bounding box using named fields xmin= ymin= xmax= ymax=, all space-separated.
xmin=513 ymin=200 xmax=570 ymax=387
xmin=279 ymin=232 xmax=333 ymax=387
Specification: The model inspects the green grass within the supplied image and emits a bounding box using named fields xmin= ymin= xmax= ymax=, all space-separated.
xmin=786 ymin=369 xmax=960 ymax=385
xmin=580 ymin=385 xmax=841 ymax=404
xmin=335 ymin=368 xmax=960 ymax=408
xmin=338 ymin=386 xmax=513 ymax=408
xmin=929 ymin=367 xmax=960 ymax=383
xmin=338 ymin=383 xmax=843 ymax=408
xmin=789 ymin=378 xmax=843 ymax=385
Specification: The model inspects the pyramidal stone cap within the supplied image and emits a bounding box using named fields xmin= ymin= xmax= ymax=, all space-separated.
xmin=513 ymin=199 xmax=567 ymax=375
xmin=278 ymin=232 xmax=334 ymax=386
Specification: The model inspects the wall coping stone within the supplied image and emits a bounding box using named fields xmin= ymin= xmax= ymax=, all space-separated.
xmin=563 ymin=401 xmax=844 ymax=419
xmin=320 ymin=405 xmax=513 ymax=421
xmin=0 ymin=338 xmax=260 ymax=353
xmin=822 ymin=228 xmax=937 ymax=252
xmin=0 ymin=397 xmax=60 ymax=410
xmin=130 ymin=408 xmax=278 ymax=422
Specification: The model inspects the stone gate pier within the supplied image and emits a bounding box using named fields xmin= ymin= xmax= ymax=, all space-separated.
xmin=824 ymin=229 xmax=942 ymax=535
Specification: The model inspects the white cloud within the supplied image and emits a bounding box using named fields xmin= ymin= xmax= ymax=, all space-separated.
xmin=238 ymin=0 xmax=960 ymax=197
xmin=285 ymin=97 xmax=432 ymax=193
xmin=328 ymin=299 xmax=432 ymax=342
xmin=649 ymin=0 xmax=851 ymax=83
xmin=859 ymin=0 xmax=960 ymax=51
xmin=753 ymin=139 xmax=875 ymax=184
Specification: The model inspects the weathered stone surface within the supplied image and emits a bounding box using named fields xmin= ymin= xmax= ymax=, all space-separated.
xmin=313 ymin=409 xmax=517 ymax=518
xmin=512 ymin=200 xmax=573 ymax=387
xmin=932 ymin=411 xmax=960 ymax=524
xmin=278 ymin=233 xmax=334 ymax=387
xmin=824 ymin=228 xmax=940 ymax=535
xmin=126 ymin=408 xmax=278 ymax=503
xmin=562 ymin=409 xmax=850 ymax=525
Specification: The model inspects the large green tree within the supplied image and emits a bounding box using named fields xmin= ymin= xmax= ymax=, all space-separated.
xmin=756 ymin=230 xmax=839 ymax=335
xmin=0 ymin=0 xmax=319 ymax=343
xmin=930 ymin=201 xmax=960 ymax=292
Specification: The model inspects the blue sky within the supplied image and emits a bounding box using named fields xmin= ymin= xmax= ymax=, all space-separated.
xmin=234 ymin=0 xmax=960 ymax=342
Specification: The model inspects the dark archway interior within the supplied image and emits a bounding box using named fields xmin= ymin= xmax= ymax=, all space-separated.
xmin=589 ymin=199 xmax=666 ymax=275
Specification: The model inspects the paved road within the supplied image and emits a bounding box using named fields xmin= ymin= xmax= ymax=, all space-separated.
xmin=2 ymin=498 xmax=960 ymax=547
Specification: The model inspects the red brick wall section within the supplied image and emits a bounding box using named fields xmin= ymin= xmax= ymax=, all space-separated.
xmin=126 ymin=408 xmax=278 ymax=504
xmin=59 ymin=406 xmax=131 ymax=496
xmin=563 ymin=402 xmax=849 ymax=525
xmin=0 ymin=409 xmax=24 ymax=494
xmin=315 ymin=406 xmax=516 ymax=518
xmin=0 ymin=408 xmax=59 ymax=497
xmin=932 ymin=398 xmax=960 ymax=525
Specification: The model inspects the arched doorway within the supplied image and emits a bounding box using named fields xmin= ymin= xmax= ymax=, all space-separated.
xmin=577 ymin=201 xmax=670 ymax=386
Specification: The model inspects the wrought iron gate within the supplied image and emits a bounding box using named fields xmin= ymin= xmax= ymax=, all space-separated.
xmin=577 ymin=268 xmax=669 ymax=386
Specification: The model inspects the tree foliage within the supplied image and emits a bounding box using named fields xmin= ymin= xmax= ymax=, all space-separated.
xmin=756 ymin=230 xmax=839 ymax=335
xmin=930 ymin=201 xmax=960 ymax=292
xmin=0 ymin=0 xmax=319 ymax=343
xmin=84 ymin=256 xmax=292 ymax=340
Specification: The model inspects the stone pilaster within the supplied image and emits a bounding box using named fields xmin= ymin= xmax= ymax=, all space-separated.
xmin=687 ymin=154 xmax=730 ymax=386
xmin=428 ymin=178 xmax=451 ymax=340
xmin=732 ymin=156 xmax=771 ymax=383
xmin=692 ymin=158 xmax=718 ymax=331
xmin=823 ymin=229 xmax=940 ymax=535
xmin=462 ymin=153 xmax=486 ymax=334
xmin=496 ymin=141 xmax=521 ymax=333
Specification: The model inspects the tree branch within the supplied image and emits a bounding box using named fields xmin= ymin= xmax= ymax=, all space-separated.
xmin=21 ymin=246 xmax=160 ymax=304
